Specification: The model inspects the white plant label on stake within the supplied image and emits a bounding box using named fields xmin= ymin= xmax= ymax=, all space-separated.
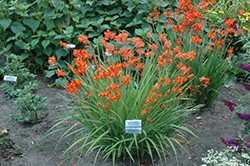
xmin=66 ymin=44 xmax=76 ymax=49
xmin=4 ymin=75 xmax=17 ymax=82
xmin=125 ymin=120 xmax=141 ymax=134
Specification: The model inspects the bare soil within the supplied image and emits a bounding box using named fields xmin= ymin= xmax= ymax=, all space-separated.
xmin=0 ymin=74 xmax=249 ymax=166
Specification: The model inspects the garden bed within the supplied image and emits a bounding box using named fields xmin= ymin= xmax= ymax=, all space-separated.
xmin=0 ymin=74 xmax=248 ymax=166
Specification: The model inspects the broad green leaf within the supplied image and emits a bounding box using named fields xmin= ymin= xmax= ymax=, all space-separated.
xmin=56 ymin=47 xmax=68 ymax=59
xmin=96 ymin=0 xmax=109 ymax=6
xmin=64 ymin=26 xmax=74 ymax=34
xmin=88 ymin=32 xmax=99 ymax=38
xmin=35 ymin=57 xmax=43 ymax=66
xmin=100 ymin=24 xmax=110 ymax=32
xmin=10 ymin=21 xmax=26 ymax=33
xmin=44 ymin=8 xmax=55 ymax=21
xmin=15 ymin=39 xmax=26 ymax=48
xmin=20 ymin=53 xmax=29 ymax=61
xmin=42 ymin=40 xmax=50 ymax=49
xmin=134 ymin=29 xmax=144 ymax=36
xmin=48 ymin=30 xmax=57 ymax=36
xmin=86 ymin=0 xmax=94 ymax=6
xmin=44 ymin=19 xmax=54 ymax=30
xmin=14 ymin=4 xmax=25 ymax=10
xmin=72 ymin=15 xmax=80 ymax=23
xmin=76 ymin=18 xmax=90 ymax=28
xmin=55 ymin=17 xmax=66 ymax=26
xmin=159 ymin=1 xmax=168 ymax=7
xmin=45 ymin=70 xmax=56 ymax=78
xmin=41 ymin=1 xmax=49 ymax=8
xmin=23 ymin=18 xmax=40 ymax=33
xmin=31 ymin=38 xmax=39 ymax=48
xmin=97 ymin=18 xmax=104 ymax=24
xmin=6 ymin=36 xmax=15 ymax=43
xmin=80 ymin=5 xmax=92 ymax=16
xmin=109 ymin=8 xmax=121 ymax=15
xmin=55 ymin=77 xmax=67 ymax=89
xmin=43 ymin=47 xmax=53 ymax=56
xmin=128 ymin=6 xmax=134 ymax=12
xmin=53 ymin=34 xmax=65 ymax=39
xmin=0 ymin=19 xmax=12 ymax=31
xmin=224 ymin=75 xmax=237 ymax=88
xmin=85 ymin=26 xmax=94 ymax=32
xmin=121 ymin=11 xmax=132 ymax=17
xmin=52 ymin=0 xmax=63 ymax=11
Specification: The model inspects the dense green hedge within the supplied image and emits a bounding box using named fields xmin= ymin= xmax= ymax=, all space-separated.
xmin=0 ymin=0 xmax=178 ymax=72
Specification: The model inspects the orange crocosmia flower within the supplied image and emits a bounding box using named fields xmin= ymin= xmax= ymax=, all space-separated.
xmin=133 ymin=37 xmax=145 ymax=48
xmin=147 ymin=105 xmax=152 ymax=110
xmin=114 ymin=31 xmax=131 ymax=44
xmin=48 ymin=55 xmax=57 ymax=66
xmin=199 ymin=76 xmax=209 ymax=87
xmin=160 ymin=77 xmax=170 ymax=85
xmin=60 ymin=41 xmax=67 ymax=48
xmin=148 ymin=118 xmax=152 ymax=122
xmin=159 ymin=33 xmax=167 ymax=41
xmin=151 ymin=89 xmax=156 ymax=96
xmin=57 ymin=68 xmax=66 ymax=77
xmin=238 ymin=9 xmax=244 ymax=16
xmin=78 ymin=34 xmax=89 ymax=44
xmin=87 ymin=92 xmax=91 ymax=97
xmin=224 ymin=19 xmax=235 ymax=26
xmin=220 ymin=30 xmax=225 ymax=36
xmin=227 ymin=47 xmax=234 ymax=56
xmin=121 ymin=75 xmax=131 ymax=86
xmin=141 ymin=109 xmax=148 ymax=115
xmin=106 ymin=102 xmax=110 ymax=108
xmin=104 ymin=29 xmax=115 ymax=40
xmin=145 ymin=96 xmax=152 ymax=104
xmin=187 ymin=74 xmax=194 ymax=79
xmin=164 ymin=40 xmax=172 ymax=48
xmin=147 ymin=31 xmax=152 ymax=37
xmin=164 ymin=11 xmax=170 ymax=16
xmin=176 ymin=37 xmax=183 ymax=45
xmin=167 ymin=18 xmax=172 ymax=25
xmin=153 ymin=97 xmax=158 ymax=102
xmin=227 ymin=28 xmax=235 ymax=34
xmin=214 ymin=40 xmax=221 ymax=45
xmin=155 ymin=83 xmax=160 ymax=89
xmin=172 ymin=87 xmax=182 ymax=93
xmin=96 ymin=102 xmax=102 ymax=106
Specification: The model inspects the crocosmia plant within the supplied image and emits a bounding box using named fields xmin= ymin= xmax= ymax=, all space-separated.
xmin=35 ymin=0 xmax=233 ymax=165
xmin=43 ymin=30 xmax=203 ymax=165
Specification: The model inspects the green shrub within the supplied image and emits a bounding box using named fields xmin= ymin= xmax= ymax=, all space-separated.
xmin=0 ymin=54 xmax=36 ymax=98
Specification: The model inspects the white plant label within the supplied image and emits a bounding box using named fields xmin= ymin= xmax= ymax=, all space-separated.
xmin=125 ymin=120 xmax=141 ymax=134
xmin=4 ymin=75 xmax=17 ymax=82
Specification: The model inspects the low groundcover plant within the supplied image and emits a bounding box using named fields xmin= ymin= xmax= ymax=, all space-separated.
xmin=201 ymin=147 xmax=250 ymax=166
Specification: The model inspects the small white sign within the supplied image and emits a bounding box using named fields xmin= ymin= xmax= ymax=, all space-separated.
xmin=125 ymin=120 xmax=141 ymax=134
xmin=66 ymin=44 xmax=76 ymax=49
xmin=4 ymin=75 xmax=17 ymax=82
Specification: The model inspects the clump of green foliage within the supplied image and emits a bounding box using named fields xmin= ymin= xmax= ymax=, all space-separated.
xmin=0 ymin=54 xmax=49 ymax=123
xmin=0 ymin=54 xmax=36 ymax=98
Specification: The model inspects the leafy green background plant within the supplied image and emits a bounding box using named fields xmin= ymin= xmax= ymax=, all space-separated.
xmin=10 ymin=81 xmax=49 ymax=123
xmin=0 ymin=0 xmax=178 ymax=87
xmin=0 ymin=54 xmax=36 ymax=98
